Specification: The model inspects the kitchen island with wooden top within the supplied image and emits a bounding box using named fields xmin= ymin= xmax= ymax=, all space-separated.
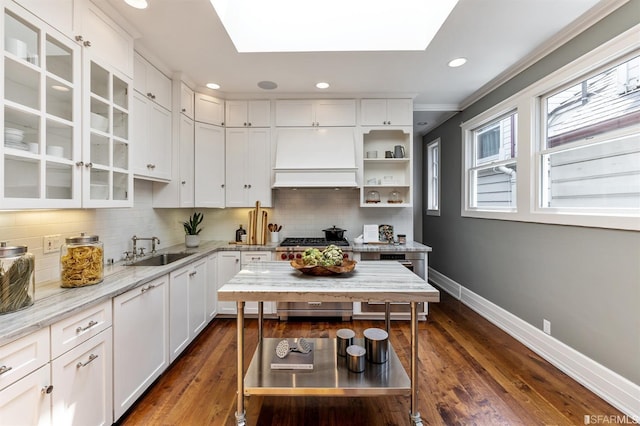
xmin=218 ymin=260 xmax=440 ymax=426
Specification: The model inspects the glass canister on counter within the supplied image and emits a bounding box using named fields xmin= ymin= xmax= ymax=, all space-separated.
xmin=0 ymin=243 xmax=35 ymax=314
xmin=60 ymin=233 xmax=104 ymax=288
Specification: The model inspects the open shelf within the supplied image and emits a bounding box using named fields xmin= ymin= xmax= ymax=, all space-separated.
xmin=244 ymin=337 xmax=411 ymax=397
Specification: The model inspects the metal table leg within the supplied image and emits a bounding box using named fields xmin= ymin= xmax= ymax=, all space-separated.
xmin=235 ymin=301 xmax=246 ymax=426
xmin=410 ymin=301 xmax=423 ymax=426
xmin=384 ymin=302 xmax=391 ymax=334
xmin=258 ymin=301 xmax=264 ymax=342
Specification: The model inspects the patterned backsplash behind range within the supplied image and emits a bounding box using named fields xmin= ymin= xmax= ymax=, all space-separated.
xmin=0 ymin=181 xmax=413 ymax=285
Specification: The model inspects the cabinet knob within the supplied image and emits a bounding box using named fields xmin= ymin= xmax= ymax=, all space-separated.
xmin=243 ymin=122 xmax=247 ymax=126
xmin=75 ymin=161 xmax=84 ymax=167
xmin=189 ymin=271 xmax=197 ymax=277
xmin=75 ymin=35 xmax=83 ymax=42
xmin=181 ymin=181 xmax=186 ymax=185
xmin=41 ymin=385 xmax=54 ymax=395
xmin=248 ymin=122 xmax=252 ymax=126
xmin=83 ymin=40 xmax=91 ymax=47
xmin=247 ymin=184 xmax=252 ymax=188
xmin=147 ymin=92 xmax=153 ymax=98
xmin=85 ymin=162 xmax=93 ymax=168
xmin=181 ymin=108 xmax=186 ymax=112
xmin=221 ymin=184 xmax=225 ymax=188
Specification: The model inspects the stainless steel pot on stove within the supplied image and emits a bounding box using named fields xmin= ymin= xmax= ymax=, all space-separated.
xmin=322 ymin=226 xmax=346 ymax=241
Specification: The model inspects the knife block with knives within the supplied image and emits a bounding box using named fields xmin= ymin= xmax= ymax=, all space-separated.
xmin=247 ymin=200 xmax=268 ymax=245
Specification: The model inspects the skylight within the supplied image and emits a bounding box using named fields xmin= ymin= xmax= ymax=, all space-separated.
xmin=209 ymin=0 xmax=459 ymax=52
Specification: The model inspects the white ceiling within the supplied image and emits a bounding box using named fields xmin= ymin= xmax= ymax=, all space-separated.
xmin=98 ymin=0 xmax=607 ymax=135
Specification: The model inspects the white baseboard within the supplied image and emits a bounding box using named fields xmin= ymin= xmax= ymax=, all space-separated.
xmin=428 ymin=267 xmax=640 ymax=420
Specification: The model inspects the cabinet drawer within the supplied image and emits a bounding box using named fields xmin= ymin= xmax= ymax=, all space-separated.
xmin=0 ymin=328 xmax=50 ymax=391
xmin=51 ymin=301 xmax=112 ymax=358
xmin=241 ymin=251 xmax=271 ymax=264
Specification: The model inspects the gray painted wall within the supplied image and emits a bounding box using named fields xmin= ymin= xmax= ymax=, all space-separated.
xmin=421 ymin=2 xmax=640 ymax=385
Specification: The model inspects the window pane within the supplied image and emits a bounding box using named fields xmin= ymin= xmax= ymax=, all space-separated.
xmin=542 ymin=133 xmax=640 ymax=209
xmin=545 ymin=55 xmax=640 ymax=148
xmin=471 ymin=163 xmax=517 ymax=209
xmin=473 ymin=112 xmax=517 ymax=165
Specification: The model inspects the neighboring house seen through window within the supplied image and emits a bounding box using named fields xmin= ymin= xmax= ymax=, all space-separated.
xmin=540 ymin=55 xmax=640 ymax=210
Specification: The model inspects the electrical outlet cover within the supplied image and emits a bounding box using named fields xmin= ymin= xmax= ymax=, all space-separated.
xmin=43 ymin=234 xmax=62 ymax=254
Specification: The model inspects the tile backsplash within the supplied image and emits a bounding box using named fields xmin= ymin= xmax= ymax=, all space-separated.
xmin=0 ymin=181 xmax=413 ymax=285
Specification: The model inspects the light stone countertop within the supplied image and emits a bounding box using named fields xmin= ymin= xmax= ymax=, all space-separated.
xmin=350 ymin=240 xmax=432 ymax=253
xmin=0 ymin=239 xmax=431 ymax=346
xmin=218 ymin=261 xmax=439 ymax=304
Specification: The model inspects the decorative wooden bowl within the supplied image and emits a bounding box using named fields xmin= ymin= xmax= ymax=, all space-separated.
xmin=290 ymin=259 xmax=357 ymax=276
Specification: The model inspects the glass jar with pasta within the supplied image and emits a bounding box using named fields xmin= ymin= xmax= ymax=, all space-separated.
xmin=60 ymin=233 xmax=104 ymax=288
xmin=0 ymin=243 xmax=35 ymax=314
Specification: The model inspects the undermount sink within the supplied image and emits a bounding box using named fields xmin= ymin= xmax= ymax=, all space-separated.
xmin=128 ymin=252 xmax=192 ymax=267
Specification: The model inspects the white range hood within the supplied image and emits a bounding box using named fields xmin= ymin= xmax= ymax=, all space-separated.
xmin=272 ymin=127 xmax=358 ymax=188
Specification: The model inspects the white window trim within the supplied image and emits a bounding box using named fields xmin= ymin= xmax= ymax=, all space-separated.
xmin=460 ymin=23 xmax=640 ymax=231
xmin=426 ymin=138 xmax=440 ymax=216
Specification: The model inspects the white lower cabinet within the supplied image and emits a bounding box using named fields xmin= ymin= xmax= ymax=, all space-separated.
xmin=169 ymin=258 xmax=207 ymax=362
xmin=217 ymin=251 xmax=241 ymax=315
xmin=241 ymin=252 xmax=274 ymax=315
xmin=113 ymin=275 xmax=169 ymax=421
xmin=0 ymin=364 xmax=51 ymax=426
xmin=206 ymin=253 xmax=218 ymax=321
xmin=51 ymin=329 xmax=113 ymax=426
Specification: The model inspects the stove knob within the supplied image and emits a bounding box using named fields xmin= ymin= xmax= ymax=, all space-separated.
xmin=288 ymin=253 xmax=295 ymax=260
xmin=281 ymin=253 xmax=288 ymax=260
xmin=296 ymin=253 xmax=302 ymax=259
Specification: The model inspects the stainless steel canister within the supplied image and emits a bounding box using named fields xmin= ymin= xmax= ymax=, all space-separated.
xmin=336 ymin=328 xmax=355 ymax=357
xmin=364 ymin=327 xmax=389 ymax=364
xmin=346 ymin=345 xmax=366 ymax=373
xmin=0 ymin=242 xmax=35 ymax=314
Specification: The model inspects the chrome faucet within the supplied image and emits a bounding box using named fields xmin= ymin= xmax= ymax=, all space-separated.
xmin=131 ymin=235 xmax=161 ymax=258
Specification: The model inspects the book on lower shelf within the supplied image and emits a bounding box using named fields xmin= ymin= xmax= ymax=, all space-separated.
xmin=270 ymin=340 xmax=314 ymax=370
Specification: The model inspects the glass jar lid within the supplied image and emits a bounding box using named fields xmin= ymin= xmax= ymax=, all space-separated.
xmin=0 ymin=242 xmax=28 ymax=257
xmin=65 ymin=232 xmax=100 ymax=244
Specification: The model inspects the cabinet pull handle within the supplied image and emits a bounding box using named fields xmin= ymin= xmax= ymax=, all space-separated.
xmin=308 ymin=301 xmax=322 ymax=306
xmin=76 ymin=354 xmax=98 ymax=369
xmin=41 ymin=385 xmax=54 ymax=395
xmin=141 ymin=283 xmax=157 ymax=293
xmin=76 ymin=320 xmax=98 ymax=333
xmin=0 ymin=365 xmax=13 ymax=375
xmin=189 ymin=271 xmax=197 ymax=277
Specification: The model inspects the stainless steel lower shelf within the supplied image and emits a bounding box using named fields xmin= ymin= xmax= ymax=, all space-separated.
xmin=244 ymin=337 xmax=411 ymax=397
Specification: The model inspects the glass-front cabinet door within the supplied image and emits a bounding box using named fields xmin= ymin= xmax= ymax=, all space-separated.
xmin=82 ymin=58 xmax=132 ymax=207
xmin=1 ymin=5 xmax=81 ymax=208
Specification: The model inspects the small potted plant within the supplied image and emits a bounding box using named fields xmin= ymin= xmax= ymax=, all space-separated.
xmin=183 ymin=211 xmax=203 ymax=247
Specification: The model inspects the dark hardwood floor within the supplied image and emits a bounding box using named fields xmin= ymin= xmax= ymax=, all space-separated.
xmin=117 ymin=292 xmax=623 ymax=425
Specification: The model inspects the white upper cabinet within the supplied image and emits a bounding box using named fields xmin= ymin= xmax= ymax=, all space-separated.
xmin=1 ymin=4 xmax=83 ymax=209
xmin=225 ymin=100 xmax=270 ymax=127
xmin=179 ymin=82 xmax=194 ymax=119
xmin=360 ymin=98 xmax=413 ymax=126
xmin=12 ymin=0 xmax=75 ymax=35
xmin=73 ymin=0 xmax=134 ymax=78
xmin=131 ymin=91 xmax=172 ymax=181
xmin=194 ymin=93 xmax=224 ymax=126
xmin=194 ymin=122 xmax=225 ymax=208
xmin=275 ymin=99 xmax=356 ymax=127
xmin=225 ymin=128 xmax=271 ymax=207
xmin=133 ymin=52 xmax=171 ymax=111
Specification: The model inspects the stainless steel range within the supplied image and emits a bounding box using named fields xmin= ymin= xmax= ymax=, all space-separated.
xmin=274 ymin=237 xmax=353 ymax=321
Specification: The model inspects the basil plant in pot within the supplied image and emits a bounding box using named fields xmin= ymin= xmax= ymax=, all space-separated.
xmin=183 ymin=212 xmax=203 ymax=248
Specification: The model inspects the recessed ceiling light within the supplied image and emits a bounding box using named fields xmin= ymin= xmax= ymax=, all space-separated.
xmin=210 ymin=0 xmax=459 ymax=52
xmin=206 ymin=83 xmax=221 ymax=90
xmin=124 ymin=0 xmax=148 ymax=9
xmin=316 ymin=82 xmax=330 ymax=89
xmin=257 ymin=81 xmax=278 ymax=90
xmin=448 ymin=57 xmax=467 ymax=68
